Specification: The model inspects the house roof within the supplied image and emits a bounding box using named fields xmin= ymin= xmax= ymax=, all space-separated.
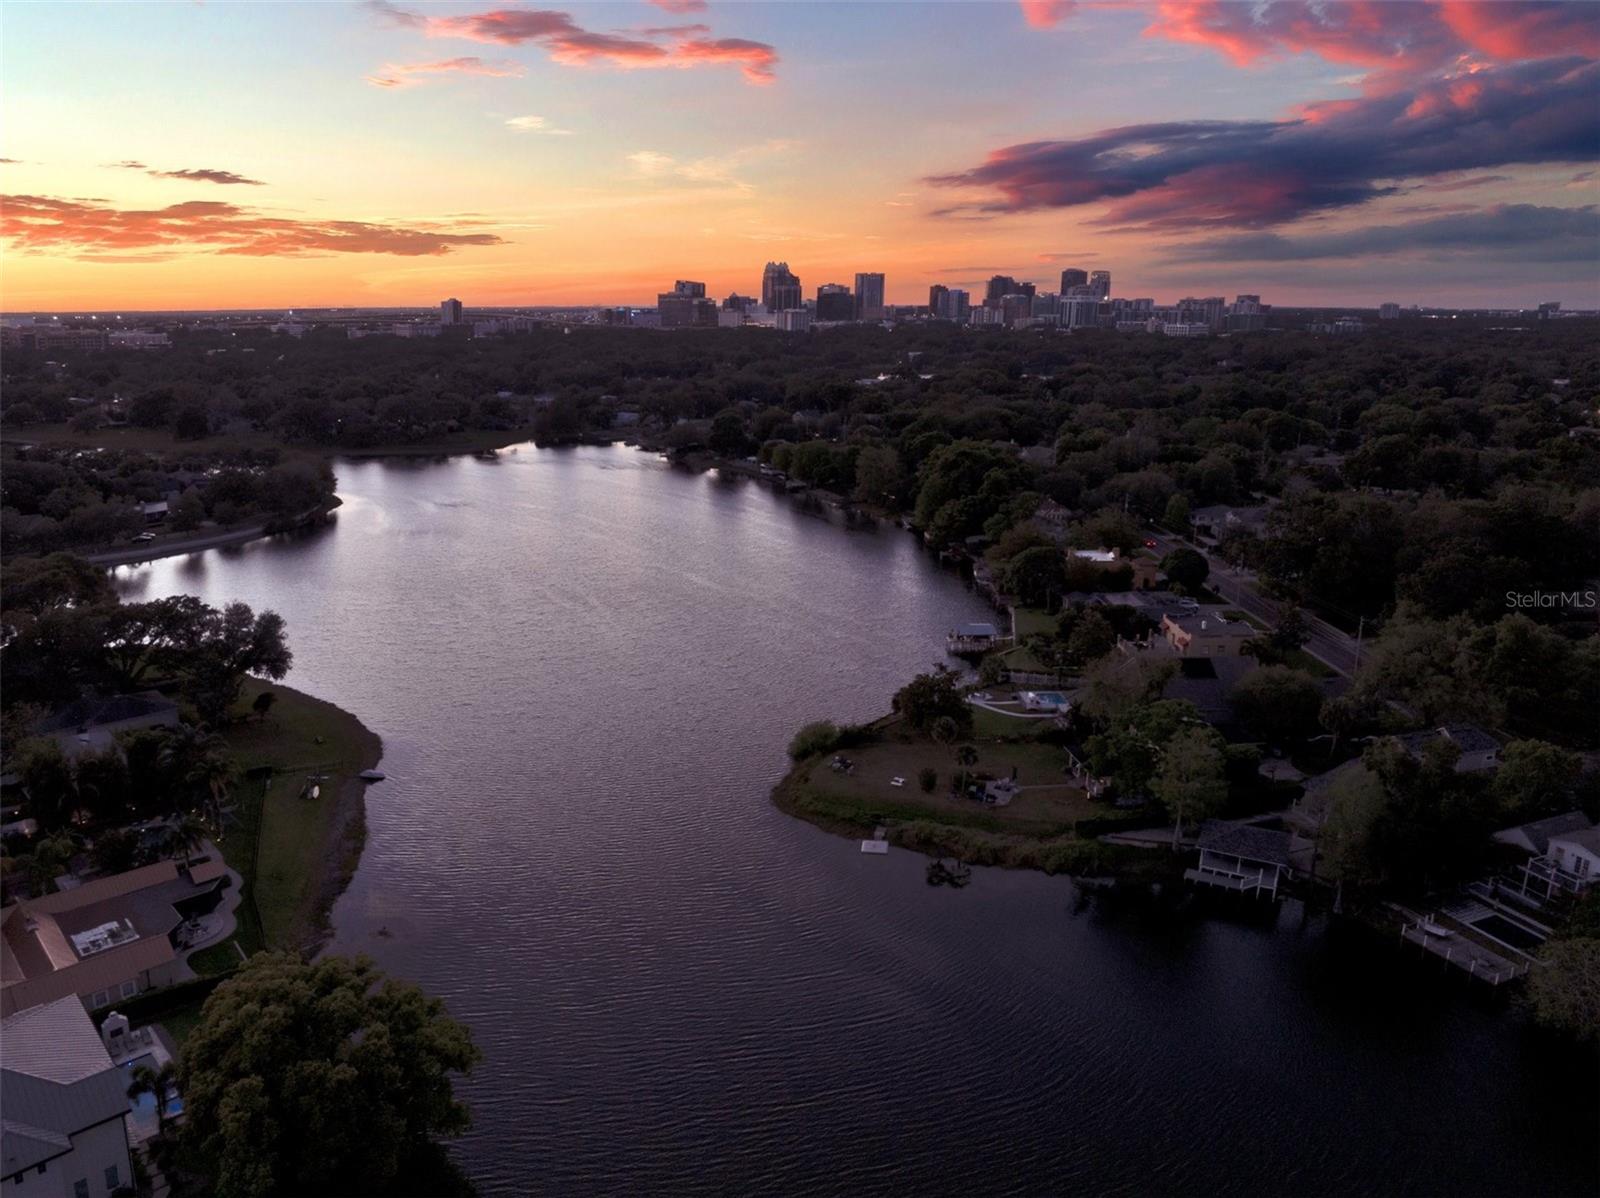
xmin=36 ymin=692 xmax=177 ymax=735
xmin=1198 ymin=821 xmax=1293 ymax=866
xmin=1164 ymin=610 xmax=1254 ymax=638
xmin=1494 ymin=811 xmax=1594 ymax=856
xmin=955 ymin=623 xmax=998 ymax=637
xmin=1396 ymin=724 xmax=1499 ymax=756
xmin=1 ymin=995 xmax=128 ymax=1174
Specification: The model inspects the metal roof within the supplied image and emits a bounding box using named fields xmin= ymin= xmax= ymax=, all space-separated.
xmin=1 ymin=996 xmax=128 ymax=1174
xmin=1197 ymin=821 xmax=1293 ymax=866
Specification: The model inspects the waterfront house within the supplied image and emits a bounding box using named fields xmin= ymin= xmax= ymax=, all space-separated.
xmin=1 ymin=994 xmax=134 ymax=1197
xmin=1493 ymin=811 xmax=1594 ymax=856
xmin=1184 ymin=822 xmax=1293 ymax=899
xmin=1393 ymin=724 xmax=1501 ymax=772
xmin=1159 ymin=609 xmax=1254 ymax=657
xmin=1 ymin=860 xmax=225 ymax=1018
xmin=36 ymin=694 xmax=180 ymax=763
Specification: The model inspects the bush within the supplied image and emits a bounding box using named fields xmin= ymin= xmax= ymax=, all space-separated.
xmin=918 ymin=767 xmax=938 ymax=792
xmin=788 ymin=720 xmax=841 ymax=760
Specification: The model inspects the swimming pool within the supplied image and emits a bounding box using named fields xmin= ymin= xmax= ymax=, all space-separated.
xmin=120 ymin=1053 xmax=183 ymax=1136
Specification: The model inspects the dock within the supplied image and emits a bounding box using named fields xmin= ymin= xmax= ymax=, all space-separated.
xmin=1389 ymin=904 xmax=1531 ymax=986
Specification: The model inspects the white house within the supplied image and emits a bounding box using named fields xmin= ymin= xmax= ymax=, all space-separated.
xmin=1 ymin=995 xmax=134 ymax=1197
xmin=1548 ymin=827 xmax=1600 ymax=888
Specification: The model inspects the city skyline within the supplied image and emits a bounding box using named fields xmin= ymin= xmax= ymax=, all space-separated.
xmin=2 ymin=1 xmax=1598 ymax=310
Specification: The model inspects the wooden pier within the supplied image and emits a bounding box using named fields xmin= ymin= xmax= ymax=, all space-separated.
xmin=1389 ymin=904 xmax=1531 ymax=987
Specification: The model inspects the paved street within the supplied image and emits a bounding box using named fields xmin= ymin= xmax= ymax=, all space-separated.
xmin=1143 ymin=531 xmax=1363 ymax=676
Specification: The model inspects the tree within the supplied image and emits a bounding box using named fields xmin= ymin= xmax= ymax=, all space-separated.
xmin=1491 ymin=740 xmax=1583 ymax=818
xmin=1527 ymin=936 xmax=1600 ymax=1044
xmin=1003 ymin=545 xmax=1068 ymax=609
xmin=1065 ymin=609 xmax=1116 ymax=664
xmin=183 ymin=603 xmax=293 ymax=727
xmin=169 ymin=489 xmax=207 ymax=532
xmin=127 ymin=1060 xmax=179 ymax=1135
xmin=788 ymin=720 xmax=840 ymax=760
xmin=1317 ymin=763 xmax=1387 ymax=904
xmin=100 ymin=595 xmax=212 ymax=691
xmin=707 ymin=409 xmax=749 ymax=458
xmin=1159 ymin=547 xmax=1209 ymax=593
xmin=1151 ymin=727 xmax=1229 ymax=848
xmin=892 ymin=667 xmax=971 ymax=735
xmin=1162 ymin=493 xmax=1191 ymax=532
xmin=16 ymin=739 xmax=78 ymax=828
xmin=851 ymin=445 xmax=906 ymax=508
xmin=1230 ymin=666 xmax=1324 ymax=745
xmin=954 ymin=744 xmax=978 ymax=792
xmin=167 ymin=812 xmax=209 ymax=864
xmin=1077 ymin=653 xmax=1175 ymax=725
xmin=179 ymin=953 xmax=480 ymax=1198
xmin=251 ymin=690 xmax=277 ymax=723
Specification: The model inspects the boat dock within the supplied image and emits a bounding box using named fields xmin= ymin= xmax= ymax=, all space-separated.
xmin=1389 ymin=903 xmax=1532 ymax=986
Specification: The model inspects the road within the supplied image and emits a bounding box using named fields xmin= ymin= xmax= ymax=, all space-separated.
xmin=1143 ymin=531 xmax=1363 ymax=677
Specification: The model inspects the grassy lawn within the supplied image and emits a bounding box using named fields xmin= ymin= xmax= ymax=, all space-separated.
xmin=969 ymin=702 xmax=1057 ymax=740
xmin=187 ymin=940 xmax=246 ymax=977
xmin=1011 ymin=606 xmax=1056 ymax=638
xmin=219 ymin=678 xmax=381 ymax=951
xmin=806 ymin=736 xmax=1108 ymax=835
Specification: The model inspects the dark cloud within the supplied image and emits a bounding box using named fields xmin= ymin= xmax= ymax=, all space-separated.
xmin=1168 ymin=203 xmax=1600 ymax=262
xmin=1 ymin=195 xmax=504 ymax=258
xmin=926 ymin=57 xmax=1600 ymax=229
xmin=111 ymin=161 xmax=265 ymax=185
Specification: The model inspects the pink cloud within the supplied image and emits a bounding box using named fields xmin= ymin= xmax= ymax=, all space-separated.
xmin=648 ymin=0 xmax=707 ymax=12
xmin=1019 ymin=0 xmax=1077 ymax=30
xmin=370 ymin=3 xmax=778 ymax=84
xmin=1 ymin=194 xmax=505 ymax=257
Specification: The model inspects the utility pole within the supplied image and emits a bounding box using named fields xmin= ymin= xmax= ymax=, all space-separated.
xmin=1353 ymin=615 xmax=1365 ymax=673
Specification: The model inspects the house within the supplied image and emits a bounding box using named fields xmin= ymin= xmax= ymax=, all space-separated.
xmin=1548 ymin=827 xmax=1600 ymax=887
xmin=1161 ymin=654 xmax=1259 ymax=728
xmin=1 ymin=994 xmax=134 ymax=1197
xmin=1493 ymin=810 xmax=1594 ymax=856
xmin=35 ymin=694 xmax=180 ymax=762
xmin=947 ymin=622 xmax=1001 ymax=654
xmin=1 ymin=860 xmax=225 ymax=1018
xmin=1184 ymin=821 xmax=1294 ymax=899
xmin=1071 ymin=548 xmax=1119 ymax=564
xmin=1393 ymin=724 xmax=1501 ymax=772
xmin=1159 ymin=609 xmax=1254 ymax=657
xmin=1190 ymin=503 xmax=1273 ymax=541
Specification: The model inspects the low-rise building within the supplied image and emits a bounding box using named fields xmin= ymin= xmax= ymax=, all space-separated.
xmin=35 ymin=694 xmax=180 ymax=763
xmin=1393 ymin=724 xmax=1501 ymax=772
xmin=1159 ymin=609 xmax=1254 ymax=657
xmin=1 ymin=860 xmax=226 ymax=1018
xmin=1 ymin=995 xmax=134 ymax=1197
xmin=1185 ymin=821 xmax=1293 ymax=899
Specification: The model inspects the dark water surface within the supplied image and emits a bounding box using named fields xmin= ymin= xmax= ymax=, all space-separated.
xmin=117 ymin=446 xmax=1597 ymax=1197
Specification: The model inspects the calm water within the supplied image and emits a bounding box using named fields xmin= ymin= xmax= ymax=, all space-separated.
xmin=117 ymin=446 xmax=1597 ymax=1197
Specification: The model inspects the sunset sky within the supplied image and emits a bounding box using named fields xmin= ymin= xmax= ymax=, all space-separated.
xmin=2 ymin=0 xmax=1598 ymax=311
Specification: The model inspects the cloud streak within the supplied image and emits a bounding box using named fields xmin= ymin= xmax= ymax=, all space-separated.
xmin=112 ymin=161 xmax=265 ymax=186
xmin=364 ymin=55 xmax=526 ymax=87
xmin=1 ymin=195 xmax=506 ymax=258
xmin=1168 ymin=203 xmax=1600 ymax=262
xmin=368 ymin=2 xmax=778 ymax=84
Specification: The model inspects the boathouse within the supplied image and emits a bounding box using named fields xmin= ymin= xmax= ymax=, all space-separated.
xmin=1185 ymin=822 xmax=1293 ymax=900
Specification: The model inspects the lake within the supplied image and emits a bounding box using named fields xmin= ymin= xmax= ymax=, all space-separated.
xmin=115 ymin=445 xmax=1597 ymax=1197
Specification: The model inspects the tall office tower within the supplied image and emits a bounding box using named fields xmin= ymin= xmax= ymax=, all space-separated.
xmin=440 ymin=298 xmax=463 ymax=325
xmin=929 ymin=284 xmax=949 ymax=316
xmin=1379 ymin=302 xmax=1401 ymax=320
xmin=1088 ymin=271 xmax=1111 ymax=300
xmin=1060 ymin=268 xmax=1088 ymax=292
xmin=761 ymin=261 xmax=801 ymax=310
xmin=815 ymin=284 xmax=855 ymax=322
xmin=672 ymin=280 xmax=707 ymax=298
xmin=984 ymin=275 xmax=1020 ymax=307
xmin=944 ymin=288 xmax=970 ymax=321
xmin=854 ymin=273 xmax=886 ymax=321
xmin=723 ymin=293 xmax=756 ymax=312
xmin=1000 ymin=294 xmax=1033 ymax=326
xmin=1060 ymin=294 xmax=1100 ymax=329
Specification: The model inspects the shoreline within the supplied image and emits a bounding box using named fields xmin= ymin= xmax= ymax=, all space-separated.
xmin=86 ymin=496 xmax=343 ymax=568
xmin=226 ymin=678 xmax=383 ymax=956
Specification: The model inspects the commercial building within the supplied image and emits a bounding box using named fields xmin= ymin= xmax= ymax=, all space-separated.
xmin=657 ymin=281 xmax=718 ymax=328
xmin=853 ymin=273 xmax=885 ymax=321
xmin=815 ymin=284 xmax=855 ymax=323
xmin=761 ymin=262 xmax=802 ymax=311
xmin=1060 ymin=294 xmax=1101 ymax=329
xmin=1089 ymin=270 xmax=1111 ymax=300
xmin=1 ymin=995 xmax=134 ymax=1198
xmin=1060 ymin=268 xmax=1088 ymax=292
xmin=1379 ymin=302 xmax=1401 ymax=319
xmin=440 ymin=298 xmax=463 ymax=326
xmin=775 ymin=308 xmax=812 ymax=332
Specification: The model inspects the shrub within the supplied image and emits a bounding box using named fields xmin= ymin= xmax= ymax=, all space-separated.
xmin=787 ymin=720 xmax=841 ymax=760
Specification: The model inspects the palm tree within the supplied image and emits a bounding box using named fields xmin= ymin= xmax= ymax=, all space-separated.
xmin=166 ymin=812 xmax=208 ymax=865
xmin=186 ymin=747 xmax=237 ymax=835
xmin=955 ymin=744 xmax=979 ymax=793
xmin=127 ymin=1061 xmax=180 ymax=1135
